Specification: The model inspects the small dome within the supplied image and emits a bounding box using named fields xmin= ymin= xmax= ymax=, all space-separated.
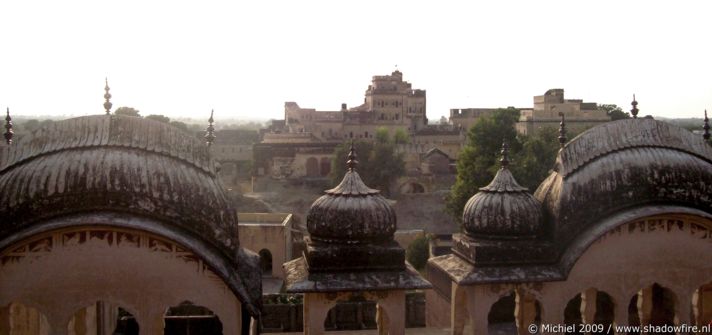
xmin=462 ymin=143 xmax=543 ymax=239
xmin=306 ymin=146 xmax=396 ymax=244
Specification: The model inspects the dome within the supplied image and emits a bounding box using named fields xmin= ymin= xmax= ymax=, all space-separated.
xmin=0 ymin=115 xmax=237 ymax=254
xmin=306 ymin=146 xmax=396 ymax=244
xmin=462 ymin=143 xmax=543 ymax=239
xmin=535 ymin=118 xmax=712 ymax=244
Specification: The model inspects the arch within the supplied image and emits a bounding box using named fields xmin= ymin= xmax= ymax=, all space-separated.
xmin=0 ymin=225 xmax=244 ymax=335
xmin=323 ymin=298 xmax=377 ymax=331
xmin=487 ymin=291 xmax=541 ymax=335
xmin=68 ymin=302 xmax=138 ymax=335
xmin=164 ymin=301 xmax=223 ymax=335
xmin=0 ymin=302 xmax=50 ymax=335
xmin=259 ymin=249 xmax=273 ymax=277
xmin=627 ymin=283 xmax=677 ymax=329
xmin=0 ymin=212 xmax=260 ymax=318
xmin=563 ymin=289 xmax=615 ymax=334
xmin=319 ymin=157 xmax=331 ymax=177
xmin=559 ymin=206 xmax=712 ymax=277
xmin=305 ymin=157 xmax=319 ymax=177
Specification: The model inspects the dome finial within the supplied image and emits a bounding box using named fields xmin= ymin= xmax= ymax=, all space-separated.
xmin=500 ymin=140 xmax=509 ymax=168
xmin=631 ymin=94 xmax=639 ymax=119
xmin=205 ymin=109 xmax=216 ymax=147
xmin=704 ymin=109 xmax=710 ymax=141
xmin=558 ymin=112 xmax=567 ymax=148
xmin=4 ymin=107 xmax=14 ymax=145
xmin=103 ymin=78 xmax=113 ymax=115
xmin=346 ymin=140 xmax=359 ymax=171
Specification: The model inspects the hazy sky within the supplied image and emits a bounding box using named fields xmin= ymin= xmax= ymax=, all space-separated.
xmin=1 ymin=1 xmax=710 ymax=122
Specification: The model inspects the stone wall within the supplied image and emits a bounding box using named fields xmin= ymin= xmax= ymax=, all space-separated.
xmin=261 ymin=292 xmax=426 ymax=332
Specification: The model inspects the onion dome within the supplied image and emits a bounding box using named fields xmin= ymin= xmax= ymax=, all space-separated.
xmin=462 ymin=141 xmax=543 ymax=239
xmin=306 ymin=144 xmax=396 ymax=244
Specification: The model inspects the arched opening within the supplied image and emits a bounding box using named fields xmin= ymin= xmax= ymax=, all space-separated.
xmin=259 ymin=249 xmax=273 ymax=277
xmin=563 ymin=290 xmax=615 ymax=334
xmin=68 ymin=302 xmax=138 ymax=335
xmin=488 ymin=291 xmax=541 ymax=335
xmin=627 ymin=283 xmax=676 ymax=329
xmin=305 ymin=157 xmax=319 ymax=177
xmin=323 ymin=296 xmax=377 ymax=331
xmin=319 ymin=157 xmax=331 ymax=177
xmin=164 ymin=301 xmax=222 ymax=335
xmin=488 ymin=293 xmax=517 ymax=334
xmin=0 ymin=302 xmax=50 ymax=335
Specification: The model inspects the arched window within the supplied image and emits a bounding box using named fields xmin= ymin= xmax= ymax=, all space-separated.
xmin=259 ymin=249 xmax=273 ymax=276
xmin=165 ymin=301 xmax=223 ymax=335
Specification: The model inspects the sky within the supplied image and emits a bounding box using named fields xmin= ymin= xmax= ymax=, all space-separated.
xmin=0 ymin=1 xmax=710 ymax=122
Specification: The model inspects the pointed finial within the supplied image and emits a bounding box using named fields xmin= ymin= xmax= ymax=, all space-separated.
xmin=4 ymin=107 xmax=14 ymax=145
xmin=499 ymin=140 xmax=509 ymax=169
xmin=558 ymin=112 xmax=567 ymax=148
xmin=103 ymin=78 xmax=113 ymax=115
xmin=704 ymin=109 xmax=710 ymax=141
xmin=205 ymin=109 xmax=216 ymax=147
xmin=346 ymin=141 xmax=359 ymax=171
xmin=631 ymin=94 xmax=639 ymax=119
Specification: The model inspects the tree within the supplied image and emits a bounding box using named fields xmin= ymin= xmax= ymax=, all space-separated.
xmin=375 ymin=127 xmax=390 ymax=144
xmin=445 ymin=108 xmax=521 ymax=220
xmin=394 ymin=128 xmax=409 ymax=145
xmin=406 ymin=233 xmax=430 ymax=271
xmin=145 ymin=114 xmax=171 ymax=123
xmin=331 ymin=137 xmax=405 ymax=196
xmin=598 ymin=104 xmax=630 ymax=121
xmin=439 ymin=116 xmax=449 ymax=125
xmin=169 ymin=121 xmax=189 ymax=132
xmin=510 ymin=127 xmax=560 ymax=191
xmin=115 ymin=107 xmax=141 ymax=117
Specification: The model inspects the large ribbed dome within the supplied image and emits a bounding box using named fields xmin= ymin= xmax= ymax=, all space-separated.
xmin=0 ymin=115 xmax=238 ymax=252
xmin=306 ymin=147 xmax=396 ymax=244
xmin=462 ymin=144 xmax=543 ymax=239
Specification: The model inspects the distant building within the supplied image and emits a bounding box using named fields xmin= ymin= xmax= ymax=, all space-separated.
xmin=449 ymin=89 xmax=611 ymax=136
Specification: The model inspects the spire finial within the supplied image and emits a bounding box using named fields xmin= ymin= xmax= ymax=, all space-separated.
xmin=631 ymin=94 xmax=639 ymax=119
xmin=205 ymin=109 xmax=216 ymax=147
xmin=704 ymin=109 xmax=710 ymax=141
xmin=4 ymin=107 xmax=14 ymax=145
xmin=500 ymin=140 xmax=509 ymax=169
xmin=103 ymin=77 xmax=113 ymax=115
xmin=558 ymin=112 xmax=567 ymax=148
xmin=346 ymin=141 xmax=359 ymax=171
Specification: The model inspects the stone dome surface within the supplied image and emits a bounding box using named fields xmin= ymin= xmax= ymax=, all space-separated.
xmin=463 ymin=167 xmax=543 ymax=239
xmin=535 ymin=118 xmax=712 ymax=245
xmin=306 ymin=168 xmax=396 ymax=244
xmin=0 ymin=115 xmax=239 ymax=252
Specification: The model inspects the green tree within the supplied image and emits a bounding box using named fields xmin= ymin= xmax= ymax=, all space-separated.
xmin=146 ymin=114 xmax=171 ymax=123
xmin=394 ymin=128 xmax=409 ymax=145
xmin=406 ymin=233 xmax=430 ymax=271
xmin=375 ymin=127 xmax=390 ymax=144
xmin=22 ymin=119 xmax=41 ymax=132
xmin=598 ymin=104 xmax=630 ymax=121
xmin=331 ymin=138 xmax=405 ymax=196
xmin=115 ymin=106 xmax=141 ymax=117
xmin=169 ymin=121 xmax=189 ymax=132
xmin=445 ymin=108 xmax=521 ymax=220
xmin=510 ymin=127 xmax=560 ymax=191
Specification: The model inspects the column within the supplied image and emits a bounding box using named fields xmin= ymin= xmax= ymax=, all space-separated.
xmin=303 ymin=293 xmax=335 ymax=335
xmin=376 ymin=290 xmax=405 ymax=335
xmin=581 ymin=288 xmax=598 ymax=328
xmin=637 ymin=287 xmax=653 ymax=329
xmin=465 ymin=288 xmax=488 ymax=335
xmin=613 ymin=293 xmax=629 ymax=335
xmin=452 ymin=284 xmax=469 ymax=335
xmin=539 ymin=299 xmax=565 ymax=335
xmin=674 ymin=291 xmax=692 ymax=335
xmin=515 ymin=289 xmax=538 ymax=335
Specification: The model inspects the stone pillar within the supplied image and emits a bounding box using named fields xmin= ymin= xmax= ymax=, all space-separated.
xmin=0 ymin=305 xmax=10 ymax=335
xmin=465 ymin=288 xmax=487 ymax=335
xmin=693 ymin=289 xmax=701 ymax=326
xmin=613 ymin=294 xmax=629 ymax=335
xmin=134 ymin=306 xmax=166 ymax=335
xmin=376 ymin=290 xmax=405 ymax=335
xmin=673 ymin=290 xmax=691 ymax=335
xmin=515 ymin=289 xmax=538 ymax=335
xmin=539 ymin=300 xmax=565 ymax=335
xmin=451 ymin=284 xmax=469 ymax=335
xmin=581 ymin=288 xmax=598 ymax=327
xmin=302 ymin=293 xmax=335 ymax=335
xmin=637 ymin=287 xmax=654 ymax=328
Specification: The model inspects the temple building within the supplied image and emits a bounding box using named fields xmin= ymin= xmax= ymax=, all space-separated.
xmin=282 ymin=145 xmax=431 ymax=334
xmin=0 ymin=88 xmax=262 ymax=334
xmin=428 ymin=103 xmax=712 ymax=334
